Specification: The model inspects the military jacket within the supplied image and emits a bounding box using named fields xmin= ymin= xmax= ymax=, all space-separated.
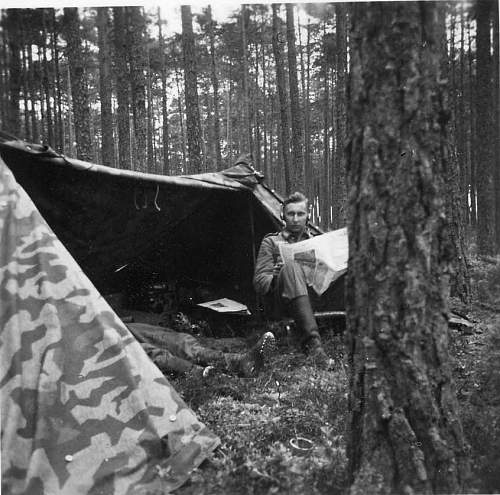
xmin=253 ymin=228 xmax=312 ymax=295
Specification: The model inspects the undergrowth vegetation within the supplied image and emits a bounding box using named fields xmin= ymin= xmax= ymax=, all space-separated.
xmin=171 ymin=256 xmax=500 ymax=494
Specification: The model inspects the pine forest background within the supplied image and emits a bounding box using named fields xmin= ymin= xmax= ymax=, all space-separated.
xmin=0 ymin=1 xmax=498 ymax=252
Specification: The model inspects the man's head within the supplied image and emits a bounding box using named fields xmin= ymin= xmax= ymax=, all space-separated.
xmin=282 ymin=192 xmax=309 ymax=234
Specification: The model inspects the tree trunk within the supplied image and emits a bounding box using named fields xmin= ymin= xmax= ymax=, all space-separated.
xmin=181 ymin=5 xmax=202 ymax=174
xmin=97 ymin=7 xmax=114 ymax=167
xmin=493 ymin=1 xmax=500 ymax=250
xmin=298 ymin=14 xmax=312 ymax=201
xmin=468 ymin=19 xmax=476 ymax=227
xmin=42 ymin=10 xmax=54 ymax=148
xmin=157 ymin=8 xmax=170 ymax=175
xmin=62 ymin=7 xmax=92 ymax=160
xmin=321 ymin=60 xmax=330 ymax=230
xmin=51 ymin=9 xmax=64 ymax=153
xmin=240 ymin=5 xmax=253 ymax=158
xmin=21 ymin=29 xmax=30 ymax=141
xmin=476 ymin=0 xmax=496 ymax=255
xmin=127 ymin=7 xmax=148 ymax=172
xmin=146 ymin=47 xmax=154 ymax=173
xmin=286 ymin=3 xmax=305 ymax=191
xmin=333 ymin=4 xmax=348 ymax=228
xmin=272 ymin=3 xmax=291 ymax=195
xmin=112 ymin=7 xmax=131 ymax=170
xmin=6 ymin=10 xmax=22 ymax=136
xmin=347 ymin=3 xmax=470 ymax=493
xmin=27 ymin=43 xmax=39 ymax=143
xmin=207 ymin=6 xmax=222 ymax=170
xmin=439 ymin=7 xmax=471 ymax=305
xmin=175 ymin=66 xmax=187 ymax=174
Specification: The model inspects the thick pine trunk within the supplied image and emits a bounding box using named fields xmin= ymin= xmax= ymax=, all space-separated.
xmin=181 ymin=5 xmax=202 ymax=174
xmin=62 ymin=8 xmax=92 ymax=161
xmin=347 ymin=3 xmax=469 ymax=493
xmin=112 ymin=7 xmax=131 ymax=170
xmin=97 ymin=7 xmax=114 ymax=167
xmin=272 ymin=3 xmax=291 ymax=195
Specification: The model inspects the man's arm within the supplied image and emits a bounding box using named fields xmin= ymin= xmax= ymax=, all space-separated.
xmin=253 ymin=236 xmax=276 ymax=295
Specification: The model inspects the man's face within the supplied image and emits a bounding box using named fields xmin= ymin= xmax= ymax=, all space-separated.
xmin=283 ymin=201 xmax=308 ymax=233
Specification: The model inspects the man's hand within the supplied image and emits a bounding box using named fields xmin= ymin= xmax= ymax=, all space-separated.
xmin=272 ymin=262 xmax=283 ymax=276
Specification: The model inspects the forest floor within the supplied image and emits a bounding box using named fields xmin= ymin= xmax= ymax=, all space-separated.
xmin=157 ymin=256 xmax=500 ymax=495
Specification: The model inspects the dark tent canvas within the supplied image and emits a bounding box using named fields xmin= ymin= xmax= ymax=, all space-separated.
xmin=0 ymin=137 xmax=319 ymax=309
xmin=0 ymin=154 xmax=220 ymax=494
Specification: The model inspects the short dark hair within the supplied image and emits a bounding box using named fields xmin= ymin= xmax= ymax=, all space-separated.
xmin=283 ymin=191 xmax=308 ymax=209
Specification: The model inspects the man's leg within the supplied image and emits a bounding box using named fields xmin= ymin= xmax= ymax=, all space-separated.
xmin=128 ymin=323 xmax=226 ymax=366
xmin=129 ymin=323 xmax=275 ymax=377
xmin=278 ymin=262 xmax=329 ymax=363
xmin=141 ymin=342 xmax=205 ymax=376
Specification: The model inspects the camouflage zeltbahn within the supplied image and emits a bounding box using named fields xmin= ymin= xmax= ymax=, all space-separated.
xmin=0 ymin=156 xmax=220 ymax=495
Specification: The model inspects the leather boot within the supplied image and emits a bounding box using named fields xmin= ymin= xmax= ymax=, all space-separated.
xmin=288 ymin=295 xmax=330 ymax=367
xmin=224 ymin=332 xmax=276 ymax=377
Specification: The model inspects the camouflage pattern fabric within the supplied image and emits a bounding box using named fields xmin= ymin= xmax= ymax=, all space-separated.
xmin=0 ymin=156 xmax=220 ymax=494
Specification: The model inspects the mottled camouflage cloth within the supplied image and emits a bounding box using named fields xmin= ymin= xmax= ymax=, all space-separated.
xmin=0 ymin=156 xmax=220 ymax=494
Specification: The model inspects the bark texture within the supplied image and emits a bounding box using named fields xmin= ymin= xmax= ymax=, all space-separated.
xmin=112 ymin=7 xmax=131 ymax=170
xmin=272 ymin=3 xmax=291 ymax=195
xmin=62 ymin=8 xmax=92 ymax=161
xmin=181 ymin=5 xmax=202 ymax=174
xmin=286 ymin=4 xmax=304 ymax=191
xmin=476 ymin=0 xmax=495 ymax=255
xmin=347 ymin=3 xmax=469 ymax=493
xmin=97 ymin=7 xmax=114 ymax=167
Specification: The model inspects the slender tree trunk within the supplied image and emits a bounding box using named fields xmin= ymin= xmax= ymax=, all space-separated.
xmin=21 ymin=35 xmax=31 ymax=141
xmin=97 ymin=7 xmax=114 ymax=167
xmin=241 ymin=5 xmax=253 ymax=157
xmin=6 ymin=10 xmax=21 ymax=136
xmin=207 ymin=6 xmax=222 ymax=170
xmin=332 ymin=4 xmax=348 ymax=228
xmin=157 ymin=8 xmax=170 ymax=175
xmin=51 ymin=9 xmax=64 ymax=153
xmin=42 ymin=10 xmax=54 ymax=148
xmin=299 ymin=14 xmax=312 ymax=201
xmin=227 ymin=75 xmax=233 ymax=164
xmin=286 ymin=3 xmax=305 ymax=191
xmin=175 ymin=66 xmax=187 ymax=174
xmin=347 ymin=3 xmax=470 ymax=493
xmin=27 ymin=43 xmax=38 ymax=143
xmin=181 ymin=5 xmax=202 ymax=173
xmin=321 ymin=61 xmax=330 ymax=230
xmin=476 ymin=0 xmax=495 ymax=255
xmin=62 ymin=7 xmax=92 ymax=160
xmin=468 ymin=19 xmax=476 ymax=227
xmin=272 ymin=3 xmax=291 ymax=195
xmin=146 ymin=47 xmax=154 ymax=173
xmin=262 ymin=13 xmax=269 ymax=180
xmin=112 ymin=7 xmax=131 ymax=170
xmin=127 ymin=7 xmax=148 ymax=172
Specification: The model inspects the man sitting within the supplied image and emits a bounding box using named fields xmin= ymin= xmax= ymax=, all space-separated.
xmin=253 ymin=192 xmax=330 ymax=366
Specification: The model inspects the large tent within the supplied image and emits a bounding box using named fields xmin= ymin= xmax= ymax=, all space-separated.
xmin=0 ymin=155 xmax=220 ymax=494
xmin=0 ymin=136 xmax=321 ymax=309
